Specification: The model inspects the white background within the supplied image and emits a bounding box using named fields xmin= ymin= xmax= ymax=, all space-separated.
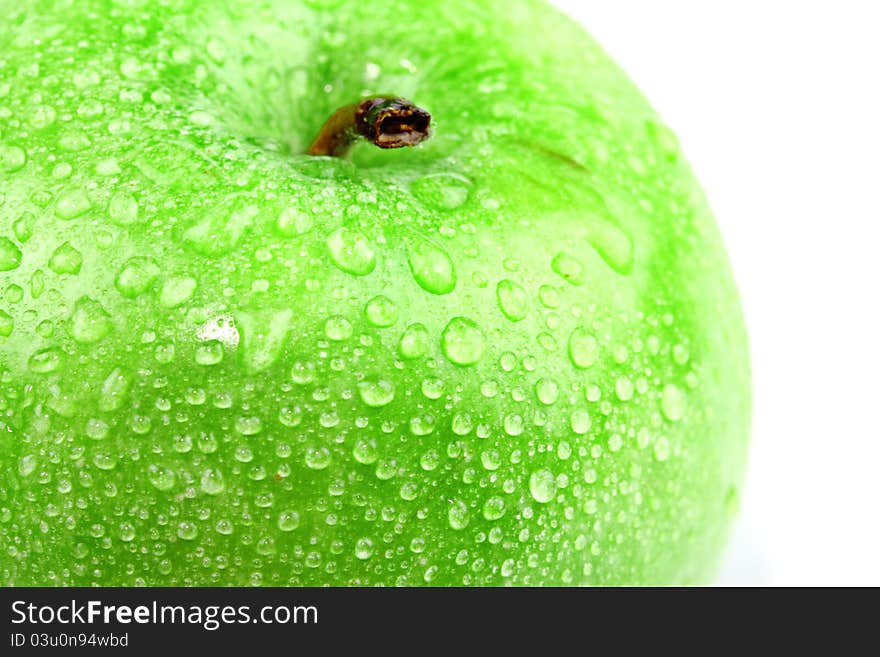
xmin=552 ymin=0 xmax=880 ymax=585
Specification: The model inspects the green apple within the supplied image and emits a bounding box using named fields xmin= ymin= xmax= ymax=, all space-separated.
xmin=0 ymin=0 xmax=749 ymax=586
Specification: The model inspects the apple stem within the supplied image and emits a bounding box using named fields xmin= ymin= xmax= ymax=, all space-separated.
xmin=307 ymin=97 xmax=431 ymax=157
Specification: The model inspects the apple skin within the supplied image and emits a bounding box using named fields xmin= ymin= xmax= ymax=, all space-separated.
xmin=0 ymin=0 xmax=749 ymax=585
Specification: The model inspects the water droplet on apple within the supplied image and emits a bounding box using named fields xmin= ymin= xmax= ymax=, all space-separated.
xmin=441 ymin=317 xmax=484 ymax=366
xmin=551 ymin=252 xmax=584 ymax=285
xmin=235 ymin=416 xmax=263 ymax=435
xmin=195 ymin=341 xmax=224 ymax=365
xmin=496 ymin=279 xmax=528 ymax=321
xmin=48 ymin=241 xmax=83 ymax=275
xmin=99 ymin=368 xmax=129 ymax=412
xmin=107 ymin=191 xmax=140 ymax=225
xmin=355 ymin=538 xmax=374 ymax=560
xmin=365 ymin=295 xmax=398 ymax=327
xmin=535 ymin=378 xmax=559 ymax=405
xmin=480 ymin=450 xmax=502 ymax=471
xmin=324 ymin=315 xmax=352 ymax=341
xmin=159 ymin=276 xmax=196 ymax=307
xmin=653 ymin=436 xmax=671 ymax=461
xmin=0 ymin=310 xmax=12 ymax=337
xmin=277 ymin=206 xmax=313 ymax=236
xmin=196 ymin=468 xmax=225 ymax=495
xmin=407 ymin=237 xmax=456 ymax=295
xmin=615 ymin=376 xmax=634 ymax=401
xmin=570 ymin=409 xmax=592 ymax=434
xmin=114 ymin=257 xmax=160 ymax=298
xmin=353 ymin=437 xmax=379 ymax=464
xmin=410 ymin=173 xmax=471 ymax=210
xmin=55 ymin=189 xmax=91 ymax=220
xmin=177 ymin=522 xmax=198 ymax=541
xmin=27 ymin=347 xmax=62 ymax=373
xmin=31 ymin=104 xmax=57 ymax=129
xmin=504 ymin=414 xmax=524 ymax=436
xmin=70 ymin=297 xmax=112 ymax=344
xmin=147 ymin=465 xmax=177 ymax=492
xmin=529 ymin=469 xmax=557 ymax=503
xmin=586 ymin=217 xmax=634 ymax=275
xmin=0 ymin=237 xmax=21 ymax=271
xmin=398 ymin=323 xmax=430 ymax=359
xmin=92 ymin=452 xmax=117 ymax=470
xmin=183 ymin=202 xmax=257 ymax=256
xmin=326 ymin=226 xmax=376 ymax=276
xmin=568 ymin=327 xmax=599 ymax=368
xmin=277 ymin=510 xmax=301 ymax=532
xmin=235 ymin=308 xmax=292 ymax=373
xmin=482 ymin=496 xmax=506 ymax=520
xmin=0 ymin=144 xmax=26 ymax=172
xmin=420 ymin=377 xmax=445 ymax=400
xmin=305 ymin=446 xmax=331 ymax=470
xmin=357 ymin=378 xmax=395 ymax=407
xmin=661 ymin=383 xmax=686 ymax=421
xmin=448 ymin=500 xmax=469 ymax=530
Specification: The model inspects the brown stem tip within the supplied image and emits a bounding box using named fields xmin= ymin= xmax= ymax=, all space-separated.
xmin=307 ymin=96 xmax=431 ymax=158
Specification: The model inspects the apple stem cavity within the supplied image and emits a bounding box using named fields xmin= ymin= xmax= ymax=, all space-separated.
xmin=307 ymin=97 xmax=432 ymax=158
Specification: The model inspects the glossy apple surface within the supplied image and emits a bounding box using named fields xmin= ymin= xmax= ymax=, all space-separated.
xmin=0 ymin=0 xmax=749 ymax=585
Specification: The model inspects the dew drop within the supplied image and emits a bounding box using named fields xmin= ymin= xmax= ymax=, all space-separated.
xmin=355 ymin=537 xmax=374 ymax=560
xmin=365 ymin=295 xmax=398 ymax=327
xmin=92 ymin=452 xmax=117 ymax=470
xmin=504 ymin=414 xmax=524 ymax=436
xmin=0 ymin=310 xmax=12 ymax=337
xmin=407 ymin=237 xmax=456 ymax=295
xmin=278 ymin=510 xmax=301 ymax=532
xmin=27 ymin=347 xmax=62 ymax=374
xmin=305 ymin=446 xmax=331 ymax=470
xmin=535 ymin=378 xmax=559 ymax=405
xmin=654 ymin=436 xmax=671 ymax=461
xmin=551 ymin=252 xmax=585 ymax=285
xmin=115 ymin=257 xmax=160 ymax=298
xmin=357 ymin=378 xmax=395 ymax=407
xmin=147 ymin=465 xmax=177 ymax=492
xmin=586 ymin=217 xmax=634 ymax=275
xmin=398 ymin=323 xmax=430 ymax=359
xmin=200 ymin=468 xmax=226 ymax=495
xmin=661 ymin=384 xmax=686 ymax=422
xmin=410 ymin=172 xmax=471 ymax=210
xmin=195 ymin=341 xmax=224 ymax=365
xmin=70 ymin=297 xmax=112 ymax=344
xmin=99 ymin=368 xmax=129 ymax=412
xmin=277 ymin=206 xmax=313 ymax=236
xmin=176 ymin=521 xmax=198 ymax=541
xmin=480 ymin=450 xmax=502 ymax=471
xmin=235 ymin=416 xmax=263 ymax=435
xmin=448 ymin=500 xmax=470 ymax=530
xmin=496 ymin=279 xmax=528 ymax=321
xmin=353 ymin=437 xmax=379 ymax=464
xmin=441 ymin=317 xmax=484 ymax=366
xmin=529 ymin=469 xmax=557 ymax=504
xmin=570 ymin=409 xmax=592 ymax=435
xmin=160 ymin=276 xmax=197 ymax=308
xmin=615 ymin=376 xmax=634 ymax=401
xmin=420 ymin=450 xmax=440 ymax=471
xmin=326 ymin=226 xmax=376 ymax=276
xmin=0 ymin=144 xmax=27 ymax=172
xmin=55 ymin=189 xmax=91 ymax=220
xmin=48 ymin=241 xmax=82 ymax=275
xmin=0 ymin=237 xmax=22 ymax=271
xmin=482 ymin=496 xmax=506 ymax=520
xmin=107 ymin=191 xmax=140 ymax=225
xmin=568 ymin=327 xmax=599 ymax=369
xmin=278 ymin=405 xmax=303 ymax=427
xmin=324 ymin=315 xmax=353 ymax=341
